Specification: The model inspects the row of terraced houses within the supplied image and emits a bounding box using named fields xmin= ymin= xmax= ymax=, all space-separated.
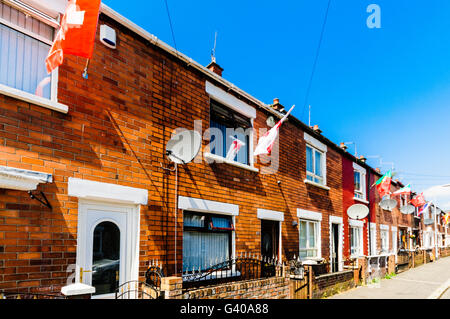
xmin=0 ymin=0 xmax=449 ymax=299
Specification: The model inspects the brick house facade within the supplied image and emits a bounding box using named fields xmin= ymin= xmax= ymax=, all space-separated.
xmin=0 ymin=1 xmax=447 ymax=298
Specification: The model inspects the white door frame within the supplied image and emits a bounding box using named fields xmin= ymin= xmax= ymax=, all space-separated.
xmin=329 ymin=216 xmax=343 ymax=272
xmin=75 ymin=199 xmax=141 ymax=298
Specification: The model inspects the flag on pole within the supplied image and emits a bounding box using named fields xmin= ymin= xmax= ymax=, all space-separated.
xmin=410 ymin=192 xmax=426 ymax=207
xmin=374 ymin=170 xmax=392 ymax=197
xmin=392 ymin=184 xmax=411 ymax=196
xmin=226 ymin=137 xmax=245 ymax=161
xmin=46 ymin=0 xmax=102 ymax=74
xmin=254 ymin=105 xmax=295 ymax=156
xmin=418 ymin=202 xmax=430 ymax=217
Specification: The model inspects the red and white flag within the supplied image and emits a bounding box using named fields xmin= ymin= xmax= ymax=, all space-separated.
xmin=254 ymin=105 xmax=295 ymax=156
xmin=226 ymin=137 xmax=245 ymax=161
xmin=46 ymin=0 xmax=101 ymax=73
xmin=410 ymin=192 xmax=426 ymax=207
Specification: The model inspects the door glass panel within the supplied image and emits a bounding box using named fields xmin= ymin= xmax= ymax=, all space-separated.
xmin=92 ymin=221 xmax=120 ymax=295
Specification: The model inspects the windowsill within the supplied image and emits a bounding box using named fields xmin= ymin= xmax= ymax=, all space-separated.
xmin=204 ymin=152 xmax=259 ymax=173
xmin=353 ymin=197 xmax=369 ymax=204
xmin=298 ymin=257 xmax=323 ymax=265
xmin=0 ymin=83 xmax=68 ymax=114
xmin=304 ymin=179 xmax=330 ymax=191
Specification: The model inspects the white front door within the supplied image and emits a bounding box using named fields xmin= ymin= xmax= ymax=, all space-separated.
xmin=76 ymin=200 xmax=140 ymax=299
xmin=85 ymin=209 xmax=126 ymax=299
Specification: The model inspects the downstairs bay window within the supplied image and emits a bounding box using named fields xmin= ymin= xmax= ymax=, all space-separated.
xmin=182 ymin=211 xmax=234 ymax=272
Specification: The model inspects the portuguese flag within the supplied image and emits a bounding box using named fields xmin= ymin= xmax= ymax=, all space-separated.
xmin=374 ymin=170 xmax=392 ymax=197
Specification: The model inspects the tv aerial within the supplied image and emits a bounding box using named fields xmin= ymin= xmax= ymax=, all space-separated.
xmin=400 ymin=204 xmax=415 ymax=215
xmin=347 ymin=204 xmax=369 ymax=220
xmin=379 ymin=198 xmax=397 ymax=211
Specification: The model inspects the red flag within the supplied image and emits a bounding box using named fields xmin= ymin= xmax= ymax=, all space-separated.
xmin=46 ymin=0 xmax=101 ymax=73
xmin=410 ymin=193 xmax=426 ymax=207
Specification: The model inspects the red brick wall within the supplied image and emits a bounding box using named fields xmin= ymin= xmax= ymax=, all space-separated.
xmin=0 ymin=13 xmax=344 ymax=293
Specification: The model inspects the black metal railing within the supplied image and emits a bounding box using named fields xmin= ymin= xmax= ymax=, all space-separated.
xmin=182 ymin=253 xmax=284 ymax=291
xmin=115 ymin=280 xmax=162 ymax=299
xmin=115 ymin=261 xmax=164 ymax=299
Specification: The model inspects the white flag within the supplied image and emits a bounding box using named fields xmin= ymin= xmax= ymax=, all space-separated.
xmin=254 ymin=105 xmax=295 ymax=156
xmin=226 ymin=137 xmax=245 ymax=161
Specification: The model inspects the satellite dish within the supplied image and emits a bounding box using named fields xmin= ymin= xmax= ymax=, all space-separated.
xmin=379 ymin=199 xmax=397 ymax=211
xmin=400 ymin=204 xmax=415 ymax=215
xmin=347 ymin=204 xmax=369 ymax=220
xmin=166 ymin=130 xmax=202 ymax=164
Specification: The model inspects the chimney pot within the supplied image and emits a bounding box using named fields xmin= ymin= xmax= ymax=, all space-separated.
xmin=375 ymin=168 xmax=381 ymax=173
xmin=340 ymin=142 xmax=348 ymax=151
xmin=206 ymin=61 xmax=224 ymax=76
xmin=359 ymin=155 xmax=367 ymax=163
xmin=313 ymin=125 xmax=322 ymax=134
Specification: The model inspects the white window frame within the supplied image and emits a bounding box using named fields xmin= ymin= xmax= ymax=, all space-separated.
xmin=380 ymin=224 xmax=390 ymax=254
xmin=0 ymin=1 xmax=68 ymax=113
xmin=349 ymin=219 xmax=364 ymax=258
xmin=297 ymin=209 xmax=322 ymax=261
xmin=304 ymin=133 xmax=328 ymax=189
xmin=329 ymin=216 xmax=343 ymax=272
xmin=353 ymin=162 xmax=367 ymax=203
xmin=179 ymin=196 xmax=238 ymax=263
xmin=204 ymin=81 xmax=257 ymax=172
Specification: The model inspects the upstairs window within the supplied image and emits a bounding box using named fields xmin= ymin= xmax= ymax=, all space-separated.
xmin=353 ymin=163 xmax=367 ymax=201
xmin=306 ymin=145 xmax=324 ymax=185
xmin=210 ymin=100 xmax=251 ymax=165
xmin=0 ymin=2 xmax=56 ymax=100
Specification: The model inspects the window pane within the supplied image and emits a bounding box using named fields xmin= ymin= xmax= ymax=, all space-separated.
xmin=314 ymin=150 xmax=322 ymax=177
xmin=92 ymin=222 xmax=120 ymax=296
xmin=299 ymin=221 xmax=307 ymax=249
xmin=184 ymin=212 xmax=205 ymax=228
xmin=0 ymin=18 xmax=52 ymax=99
xmin=306 ymin=146 xmax=313 ymax=173
xmin=308 ymin=222 xmax=316 ymax=249
xmin=183 ymin=230 xmax=229 ymax=271
xmin=354 ymin=171 xmax=361 ymax=191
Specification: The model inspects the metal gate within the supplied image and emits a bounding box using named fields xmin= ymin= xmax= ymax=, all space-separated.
xmin=115 ymin=265 xmax=164 ymax=299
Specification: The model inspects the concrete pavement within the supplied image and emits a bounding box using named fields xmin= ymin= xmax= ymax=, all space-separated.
xmin=329 ymin=256 xmax=450 ymax=299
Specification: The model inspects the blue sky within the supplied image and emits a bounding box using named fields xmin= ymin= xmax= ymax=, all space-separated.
xmin=103 ymin=0 xmax=450 ymax=193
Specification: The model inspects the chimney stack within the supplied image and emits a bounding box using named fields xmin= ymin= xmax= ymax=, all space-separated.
xmin=375 ymin=168 xmax=381 ymax=173
xmin=359 ymin=155 xmax=367 ymax=163
xmin=340 ymin=142 xmax=348 ymax=151
xmin=313 ymin=125 xmax=322 ymax=134
xmin=206 ymin=58 xmax=224 ymax=77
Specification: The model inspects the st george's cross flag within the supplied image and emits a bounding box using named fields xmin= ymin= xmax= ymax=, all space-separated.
xmin=392 ymin=184 xmax=411 ymax=196
xmin=226 ymin=137 xmax=245 ymax=161
xmin=254 ymin=105 xmax=295 ymax=156
xmin=410 ymin=192 xmax=426 ymax=207
xmin=46 ymin=0 xmax=101 ymax=73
